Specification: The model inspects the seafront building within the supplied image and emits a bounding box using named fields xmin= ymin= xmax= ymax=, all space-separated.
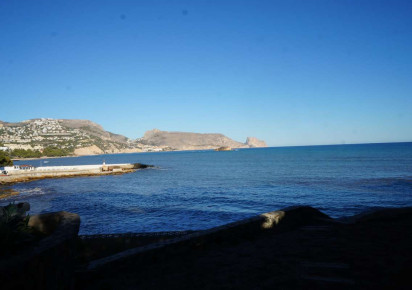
xmin=0 ymin=162 xmax=136 ymax=177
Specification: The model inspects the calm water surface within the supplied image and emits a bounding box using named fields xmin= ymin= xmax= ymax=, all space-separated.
xmin=1 ymin=143 xmax=412 ymax=234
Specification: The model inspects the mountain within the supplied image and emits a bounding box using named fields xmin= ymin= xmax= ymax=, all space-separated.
xmin=0 ymin=118 xmax=141 ymax=155
xmin=0 ymin=119 xmax=267 ymax=156
xmin=138 ymin=129 xmax=266 ymax=150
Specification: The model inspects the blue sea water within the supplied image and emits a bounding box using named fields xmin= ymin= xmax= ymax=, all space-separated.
xmin=1 ymin=142 xmax=412 ymax=235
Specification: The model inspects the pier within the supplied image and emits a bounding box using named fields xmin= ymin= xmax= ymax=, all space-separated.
xmin=0 ymin=163 xmax=144 ymax=184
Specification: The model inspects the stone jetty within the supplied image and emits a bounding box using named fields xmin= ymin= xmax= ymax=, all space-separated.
xmin=0 ymin=163 xmax=150 ymax=184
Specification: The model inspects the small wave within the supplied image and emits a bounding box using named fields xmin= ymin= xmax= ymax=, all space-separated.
xmin=127 ymin=206 xmax=146 ymax=214
xmin=356 ymin=177 xmax=412 ymax=187
xmin=22 ymin=187 xmax=48 ymax=195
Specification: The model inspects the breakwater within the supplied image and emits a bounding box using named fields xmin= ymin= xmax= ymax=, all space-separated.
xmin=0 ymin=163 xmax=145 ymax=185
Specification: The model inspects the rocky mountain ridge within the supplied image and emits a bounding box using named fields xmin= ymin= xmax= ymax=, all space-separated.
xmin=138 ymin=129 xmax=266 ymax=150
xmin=0 ymin=119 xmax=267 ymax=156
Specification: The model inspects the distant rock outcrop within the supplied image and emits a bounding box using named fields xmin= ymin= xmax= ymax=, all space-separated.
xmin=245 ymin=137 xmax=267 ymax=148
xmin=139 ymin=129 xmax=248 ymax=150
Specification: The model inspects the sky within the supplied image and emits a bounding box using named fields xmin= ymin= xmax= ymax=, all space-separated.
xmin=1 ymin=0 xmax=411 ymax=146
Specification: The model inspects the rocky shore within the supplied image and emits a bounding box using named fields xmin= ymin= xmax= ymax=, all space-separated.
xmin=74 ymin=206 xmax=412 ymax=289
xmin=2 ymin=204 xmax=411 ymax=289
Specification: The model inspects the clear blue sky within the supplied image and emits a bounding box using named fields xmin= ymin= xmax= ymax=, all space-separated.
xmin=1 ymin=0 xmax=411 ymax=146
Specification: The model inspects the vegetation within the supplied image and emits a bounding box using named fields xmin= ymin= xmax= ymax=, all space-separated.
xmin=0 ymin=151 xmax=13 ymax=166
xmin=11 ymin=149 xmax=42 ymax=158
xmin=42 ymin=146 xmax=73 ymax=157
xmin=9 ymin=147 xmax=73 ymax=159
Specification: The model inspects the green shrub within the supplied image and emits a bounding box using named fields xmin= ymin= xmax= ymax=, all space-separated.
xmin=0 ymin=151 xmax=13 ymax=166
xmin=42 ymin=146 xmax=72 ymax=157
xmin=10 ymin=149 xmax=42 ymax=158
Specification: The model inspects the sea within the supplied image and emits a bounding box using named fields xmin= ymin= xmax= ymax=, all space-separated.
xmin=1 ymin=142 xmax=411 ymax=235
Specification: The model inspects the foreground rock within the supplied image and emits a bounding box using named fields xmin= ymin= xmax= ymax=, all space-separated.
xmin=76 ymin=206 xmax=412 ymax=289
xmin=4 ymin=204 xmax=409 ymax=289
xmin=0 ymin=208 xmax=80 ymax=290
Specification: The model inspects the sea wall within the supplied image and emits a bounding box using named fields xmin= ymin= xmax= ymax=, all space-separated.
xmin=0 ymin=164 xmax=136 ymax=184
xmin=5 ymin=163 xmax=133 ymax=175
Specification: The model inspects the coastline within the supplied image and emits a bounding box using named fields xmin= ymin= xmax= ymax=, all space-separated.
xmin=7 ymin=147 xmax=264 ymax=162
xmin=10 ymin=148 xmax=233 ymax=161
xmin=8 ymin=142 xmax=412 ymax=162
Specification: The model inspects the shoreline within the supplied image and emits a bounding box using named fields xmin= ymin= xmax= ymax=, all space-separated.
xmin=9 ymin=147 xmax=262 ymax=161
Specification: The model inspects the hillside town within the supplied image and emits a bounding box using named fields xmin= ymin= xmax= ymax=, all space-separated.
xmin=0 ymin=119 xmax=90 ymax=151
xmin=0 ymin=118 xmax=163 ymax=155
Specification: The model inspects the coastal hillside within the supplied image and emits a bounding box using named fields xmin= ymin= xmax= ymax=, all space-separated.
xmin=0 ymin=118 xmax=141 ymax=156
xmin=0 ymin=119 xmax=267 ymax=157
xmin=138 ymin=129 xmax=266 ymax=150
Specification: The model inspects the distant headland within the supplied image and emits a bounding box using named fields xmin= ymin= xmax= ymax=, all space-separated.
xmin=0 ymin=118 xmax=266 ymax=159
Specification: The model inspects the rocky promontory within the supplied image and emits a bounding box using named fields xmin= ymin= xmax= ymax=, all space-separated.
xmin=138 ymin=129 xmax=267 ymax=151
xmin=245 ymin=137 xmax=267 ymax=148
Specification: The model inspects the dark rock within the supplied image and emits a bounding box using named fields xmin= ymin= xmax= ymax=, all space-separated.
xmin=132 ymin=163 xmax=154 ymax=169
xmin=0 ymin=202 xmax=30 ymax=221
xmin=0 ymin=211 xmax=80 ymax=290
xmin=340 ymin=207 xmax=412 ymax=224
xmin=215 ymin=146 xmax=232 ymax=151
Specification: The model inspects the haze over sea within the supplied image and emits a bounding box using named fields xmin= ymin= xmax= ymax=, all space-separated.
xmin=1 ymin=142 xmax=412 ymax=235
